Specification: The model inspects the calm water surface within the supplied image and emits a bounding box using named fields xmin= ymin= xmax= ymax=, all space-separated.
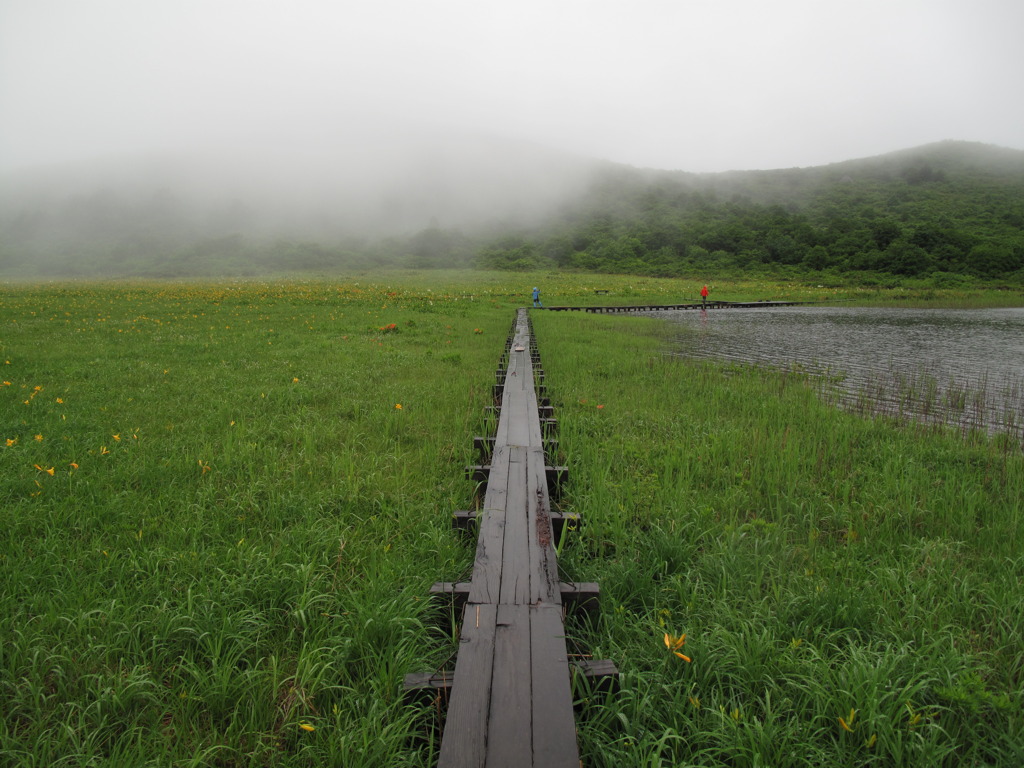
xmin=657 ymin=306 xmax=1024 ymax=438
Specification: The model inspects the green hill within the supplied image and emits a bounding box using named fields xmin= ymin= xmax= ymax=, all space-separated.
xmin=2 ymin=140 xmax=1022 ymax=281
xmin=480 ymin=141 xmax=1024 ymax=280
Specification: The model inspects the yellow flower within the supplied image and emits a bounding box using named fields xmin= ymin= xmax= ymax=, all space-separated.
xmin=838 ymin=708 xmax=857 ymax=732
xmin=663 ymin=632 xmax=691 ymax=663
xmin=293 ymin=377 xmax=299 ymax=383
xmin=56 ymin=398 xmax=64 ymax=404
xmin=34 ymin=434 xmax=43 ymax=442
xmin=70 ymin=462 xmax=79 ymax=469
xmin=113 ymin=434 xmax=121 ymax=441
xmin=34 ymin=464 xmax=55 ymax=475
xmin=5 ymin=438 xmax=15 ymax=447
xmin=394 ymin=403 xmax=402 ymax=410
xmin=298 ymin=722 xmax=315 ymax=732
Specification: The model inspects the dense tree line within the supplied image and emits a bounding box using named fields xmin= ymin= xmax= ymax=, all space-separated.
xmin=477 ymin=143 xmax=1024 ymax=280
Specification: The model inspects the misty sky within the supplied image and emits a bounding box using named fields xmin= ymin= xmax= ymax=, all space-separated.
xmin=2 ymin=0 xmax=1023 ymax=174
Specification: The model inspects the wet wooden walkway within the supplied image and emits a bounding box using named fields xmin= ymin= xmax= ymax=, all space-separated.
xmin=547 ymin=299 xmax=805 ymax=313
xmin=407 ymin=308 xmax=614 ymax=767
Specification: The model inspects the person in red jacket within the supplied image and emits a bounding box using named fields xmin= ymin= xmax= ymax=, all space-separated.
xmin=700 ymin=284 xmax=709 ymax=307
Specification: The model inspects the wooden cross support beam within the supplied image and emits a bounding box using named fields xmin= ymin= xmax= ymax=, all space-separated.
xmin=465 ymin=464 xmax=569 ymax=499
xmin=429 ymin=581 xmax=600 ymax=616
xmin=404 ymin=657 xmax=620 ymax=701
xmin=451 ymin=509 xmax=580 ymax=538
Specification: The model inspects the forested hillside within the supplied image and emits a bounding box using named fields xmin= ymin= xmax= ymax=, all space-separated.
xmin=2 ymin=140 xmax=1021 ymax=280
xmin=478 ymin=141 xmax=1024 ymax=280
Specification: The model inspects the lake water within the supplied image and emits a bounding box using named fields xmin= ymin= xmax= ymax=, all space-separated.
xmin=656 ymin=306 xmax=1024 ymax=441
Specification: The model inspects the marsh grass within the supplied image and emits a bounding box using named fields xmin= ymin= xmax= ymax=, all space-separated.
xmin=817 ymin=363 xmax=1024 ymax=448
xmin=1 ymin=272 xmax=1021 ymax=767
xmin=1 ymin=277 xmax=519 ymax=766
xmin=533 ymin=310 xmax=1023 ymax=767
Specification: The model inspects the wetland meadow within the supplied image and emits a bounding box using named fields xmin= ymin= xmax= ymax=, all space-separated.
xmin=1 ymin=272 xmax=1022 ymax=767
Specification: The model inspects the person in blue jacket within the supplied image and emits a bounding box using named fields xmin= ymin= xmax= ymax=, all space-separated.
xmin=532 ymin=286 xmax=543 ymax=308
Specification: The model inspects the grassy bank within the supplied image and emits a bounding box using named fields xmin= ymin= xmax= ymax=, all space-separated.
xmin=1 ymin=273 xmax=1022 ymax=766
xmin=534 ymin=310 xmax=1023 ymax=767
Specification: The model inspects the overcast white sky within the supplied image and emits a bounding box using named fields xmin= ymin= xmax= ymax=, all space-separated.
xmin=2 ymin=0 xmax=1022 ymax=174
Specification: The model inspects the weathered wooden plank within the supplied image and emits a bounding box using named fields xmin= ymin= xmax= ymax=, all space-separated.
xmin=572 ymin=658 xmax=621 ymax=694
xmin=468 ymin=445 xmax=511 ymax=605
xmin=403 ymin=669 xmax=453 ymax=698
xmin=498 ymin=447 xmax=530 ymax=605
xmin=503 ymin=366 xmax=533 ymax=447
xmin=529 ymin=603 xmax=579 ymax=767
xmin=437 ymin=602 xmax=498 ymax=768
xmin=486 ymin=604 xmax=532 ymax=768
xmin=526 ymin=448 xmax=561 ymax=605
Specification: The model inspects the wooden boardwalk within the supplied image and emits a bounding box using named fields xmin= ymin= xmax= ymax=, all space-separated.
xmin=407 ymin=308 xmax=614 ymax=767
xmin=546 ymin=299 xmax=806 ymax=313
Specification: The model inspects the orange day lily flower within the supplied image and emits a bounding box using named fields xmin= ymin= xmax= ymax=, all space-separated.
xmin=838 ymin=708 xmax=857 ymax=732
xmin=664 ymin=632 xmax=692 ymax=663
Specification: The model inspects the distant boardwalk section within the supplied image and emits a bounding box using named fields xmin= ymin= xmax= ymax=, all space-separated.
xmin=546 ymin=299 xmax=805 ymax=313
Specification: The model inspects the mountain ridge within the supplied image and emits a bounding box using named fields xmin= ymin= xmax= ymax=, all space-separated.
xmin=1 ymin=139 xmax=1022 ymax=279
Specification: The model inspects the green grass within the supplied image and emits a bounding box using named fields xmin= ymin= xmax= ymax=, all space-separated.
xmin=1 ymin=271 xmax=1022 ymax=766
xmin=534 ymin=311 xmax=1023 ymax=767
